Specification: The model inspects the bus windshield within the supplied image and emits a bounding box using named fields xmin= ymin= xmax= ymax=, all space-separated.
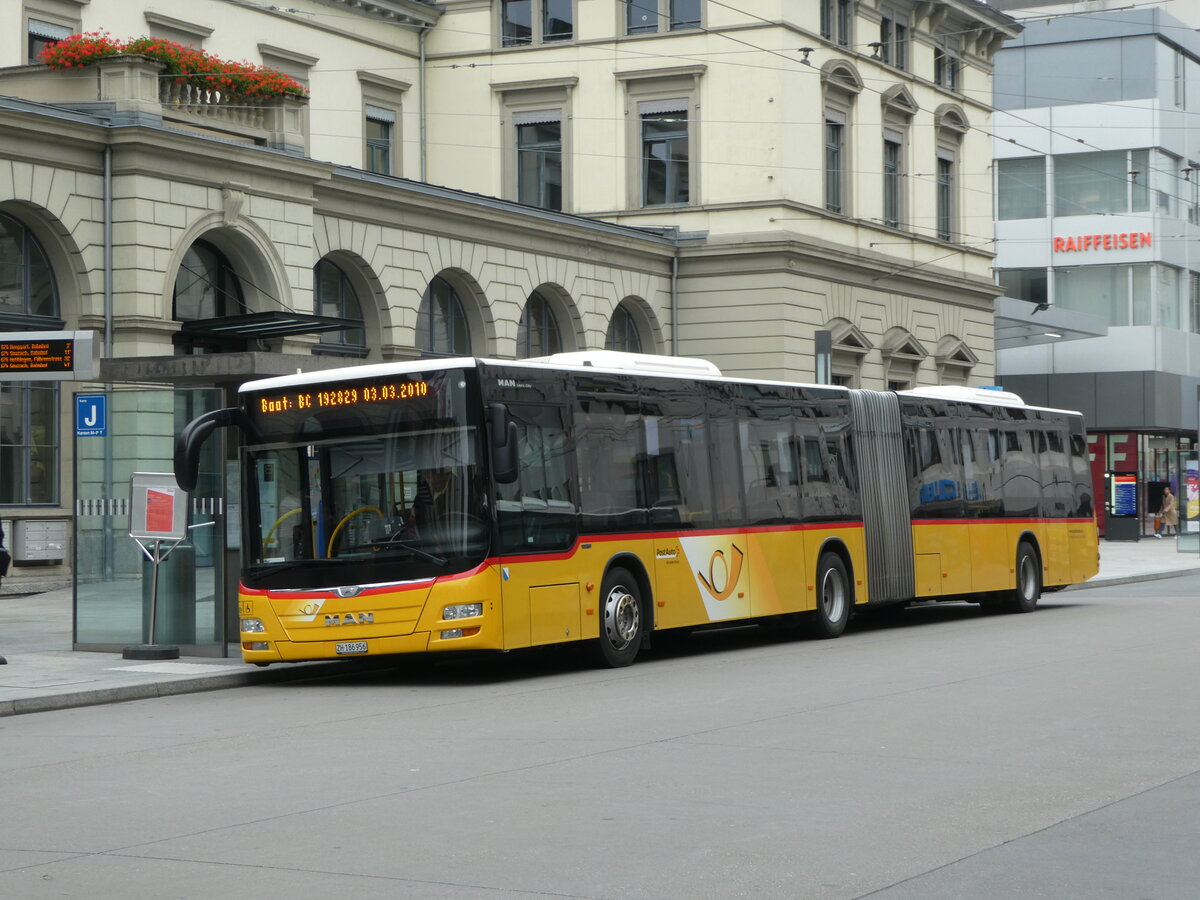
xmin=242 ymin=368 xmax=487 ymax=589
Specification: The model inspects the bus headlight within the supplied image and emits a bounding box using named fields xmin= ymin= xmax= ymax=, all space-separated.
xmin=241 ymin=618 xmax=266 ymax=633
xmin=442 ymin=603 xmax=482 ymax=620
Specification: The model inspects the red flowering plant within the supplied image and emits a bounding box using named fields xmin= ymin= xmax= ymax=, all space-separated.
xmin=39 ymin=33 xmax=309 ymax=103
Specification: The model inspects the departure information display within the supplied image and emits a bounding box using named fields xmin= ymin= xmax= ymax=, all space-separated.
xmin=0 ymin=331 xmax=96 ymax=381
xmin=254 ymin=378 xmax=430 ymax=416
xmin=0 ymin=338 xmax=74 ymax=373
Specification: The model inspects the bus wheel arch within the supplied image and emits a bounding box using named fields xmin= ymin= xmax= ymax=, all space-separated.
xmin=593 ymin=556 xmax=651 ymax=667
xmin=812 ymin=542 xmax=854 ymax=639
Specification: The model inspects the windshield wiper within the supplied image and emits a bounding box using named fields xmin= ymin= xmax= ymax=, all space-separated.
xmin=379 ymin=537 xmax=447 ymax=567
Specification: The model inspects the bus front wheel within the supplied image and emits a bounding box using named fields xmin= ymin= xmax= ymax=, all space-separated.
xmin=1006 ymin=542 xmax=1041 ymax=613
xmin=812 ymin=552 xmax=852 ymax=639
xmin=594 ymin=567 xmax=645 ymax=668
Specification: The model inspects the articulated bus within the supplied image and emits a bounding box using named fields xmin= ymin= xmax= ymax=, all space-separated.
xmin=174 ymin=351 xmax=1099 ymax=668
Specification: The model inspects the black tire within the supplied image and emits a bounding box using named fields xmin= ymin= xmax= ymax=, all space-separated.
xmin=1006 ymin=542 xmax=1041 ymax=613
xmin=594 ymin=567 xmax=646 ymax=667
xmin=811 ymin=552 xmax=852 ymax=638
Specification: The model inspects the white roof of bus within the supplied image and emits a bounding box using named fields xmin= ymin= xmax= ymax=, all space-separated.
xmin=239 ymin=352 xmax=1082 ymax=417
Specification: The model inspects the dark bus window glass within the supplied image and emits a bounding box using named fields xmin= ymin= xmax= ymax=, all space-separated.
xmin=737 ymin=391 xmax=800 ymax=524
xmin=497 ymin=404 xmax=576 ymax=552
xmin=708 ymin=388 xmax=744 ymax=527
xmin=1069 ymin=427 xmax=1094 ymax=516
xmin=999 ymin=418 xmax=1041 ymax=518
xmin=645 ymin=380 xmax=713 ymax=528
xmin=1039 ymin=425 xmax=1073 ymax=518
xmin=574 ymin=382 xmax=646 ymax=533
xmin=900 ymin=400 xmax=963 ymax=519
xmin=798 ymin=394 xmax=857 ymax=521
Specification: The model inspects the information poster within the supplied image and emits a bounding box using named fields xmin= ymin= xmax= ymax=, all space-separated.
xmin=129 ymin=473 xmax=189 ymax=540
xmin=1110 ymin=474 xmax=1138 ymax=517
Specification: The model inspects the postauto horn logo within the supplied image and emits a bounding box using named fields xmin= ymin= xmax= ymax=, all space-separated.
xmin=679 ymin=536 xmax=750 ymax=621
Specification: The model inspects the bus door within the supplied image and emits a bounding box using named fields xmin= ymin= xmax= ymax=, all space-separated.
xmin=495 ymin=402 xmax=580 ymax=649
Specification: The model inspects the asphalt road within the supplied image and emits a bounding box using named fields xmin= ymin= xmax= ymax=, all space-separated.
xmin=2 ymin=575 xmax=1198 ymax=899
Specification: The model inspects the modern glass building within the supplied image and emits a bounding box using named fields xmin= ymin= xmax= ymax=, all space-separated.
xmin=991 ymin=6 xmax=1200 ymax=539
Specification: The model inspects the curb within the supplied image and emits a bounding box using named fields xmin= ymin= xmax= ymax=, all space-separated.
xmin=1066 ymin=567 xmax=1200 ymax=591
xmin=0 ymin=657 xmax=357 ymax=718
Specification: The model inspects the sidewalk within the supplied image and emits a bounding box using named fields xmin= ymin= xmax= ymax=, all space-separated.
xmin=3 ymin=536 xmax=1198 ymax=717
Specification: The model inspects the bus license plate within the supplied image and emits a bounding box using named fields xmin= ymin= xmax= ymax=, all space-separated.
xmin=335 ymin=641 xmax=368 ymax=655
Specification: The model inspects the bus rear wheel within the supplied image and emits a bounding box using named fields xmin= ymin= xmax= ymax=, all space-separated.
xmin=594 ymin=567 xmax=645 ymax=668
xmin=812 ymin=552 xmax=852 ymax=639
xmin=1006 ymin=542 xmax=1041 ymax=613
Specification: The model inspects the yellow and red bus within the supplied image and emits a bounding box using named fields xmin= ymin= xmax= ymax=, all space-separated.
xmin=174 ymin=351 xmax=1099 ymax=668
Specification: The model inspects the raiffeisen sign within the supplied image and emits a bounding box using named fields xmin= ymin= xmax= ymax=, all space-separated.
xmin=1052 ymin=232 xmax=1152 ymax=252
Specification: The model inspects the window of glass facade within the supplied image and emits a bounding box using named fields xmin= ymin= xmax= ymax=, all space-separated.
xmin=883 ymin=136 xmax=902 ymax=227
xmin=1 ymin=381 xmax=58 ymax=505
xmin=627 ymin=0 xmax=700 ymax=35
xmin=1055 ymin=264 xmax=1160 ymax=327
xmin=516 ymin=117 xmax=563 ymax=210
xmin=502 ymin=0 xmax=572 ymax=46
xmin=934 ymin=38 xmax=960 ymax=91
xmin=173 ymin=240 xmax=245 ymax=321
xmin=641 ymin=107 xmax=689 ymax=206
xmin=820 ymin=0 xmax=852 ymax=47
xmin=825 ymin=117 xmax=844 ymax=214
xmin=605 ymin=302 xmax=645 ymax=353
xmin=0 ymin=211 xmax=60 ymax=505
xmin=314 ymin=259 xmax=366 ymax=356
xmin=1054 ymin=149 xmax=1149 ymax=216
xmin=417 ymin=275 xmax=471 ymax=355
xmin=516 ymin=291 xmax=563 ymax=357
xmin=27 ymin=17 xmax=72 ymax=65
xmin=936 ymin=154 xmax=955 ymax=241
xmin=0 ymin=211 xmax=57 ymax=323
xmin=998 ymin=268 xmax=1048 ymax=305
xmin=365 ymin=105 xmax=394 ymax=175
xmin=997 ymin=157 xmax=1046 ymax=220
xmin=879 ymin=10 xmax=907 ymax=69
xmin=1190 ymin=272 xmax=1200 ymax=335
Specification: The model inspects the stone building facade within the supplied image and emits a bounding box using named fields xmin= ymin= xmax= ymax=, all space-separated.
xmin=1 ymin=0 xmax=1017 ymax=614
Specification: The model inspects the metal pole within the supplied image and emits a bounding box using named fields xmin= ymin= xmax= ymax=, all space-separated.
xmin=148 ymin=539 xmax=161 ymax=645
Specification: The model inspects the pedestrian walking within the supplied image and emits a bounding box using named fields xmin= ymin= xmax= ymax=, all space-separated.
xmin=1160 ymin=486 xmax=1179 ymax=537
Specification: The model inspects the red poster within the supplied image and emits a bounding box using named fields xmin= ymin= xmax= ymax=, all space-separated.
xmin=145 ymin=488 xmax=175 ymax=534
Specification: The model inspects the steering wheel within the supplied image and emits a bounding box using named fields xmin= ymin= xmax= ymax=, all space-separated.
xmin=262 ymin=507 xmax=303 ymax=555
xmin=326 ymin=506 xmax=384 ymax=557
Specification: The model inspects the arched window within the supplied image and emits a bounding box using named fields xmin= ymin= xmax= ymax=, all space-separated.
xmin=173 ymin=239 xmax=245 ymax=321
xmin=314 ymin=259 xmax=366 ymax=356
xmin=516 ymin=290 xmax=562 ymax=357
xmin=605 ymin=302 xmax=644 ymax=353
xmin=0 ymin=211 xmax=59 ymax=324
xmin=0 ymin=211 xmax=60 ymax=504
xmin=417 ymin=275 xmax=471 ymax=355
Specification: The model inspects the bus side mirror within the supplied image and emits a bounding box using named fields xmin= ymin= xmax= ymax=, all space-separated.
xmin=489 ymin=403 xmax=519 ymax=484
xmin=174 ymin=407 xmax=245 ymax=492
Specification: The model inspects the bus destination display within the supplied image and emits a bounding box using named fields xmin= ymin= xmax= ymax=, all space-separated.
xmin=255 ymin=379 xmax=430 ymax=415
xmin=0 ymin=338 xmax=74 ymax=373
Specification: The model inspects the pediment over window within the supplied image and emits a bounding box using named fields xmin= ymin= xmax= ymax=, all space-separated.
xmin=935 ymin=334 xmax=978 ymax=367
xmin=881 ymin=85 xmax=919 ymax=117
xmin=820 ymin=60 xmax=864 ymax=96
xmin=881 ymin=327 xmax=927 ymax=361
xmin=934 ymin=103 xmax=969 ymax=134
xmin=826 ymin=318 xmax=872 ymax=354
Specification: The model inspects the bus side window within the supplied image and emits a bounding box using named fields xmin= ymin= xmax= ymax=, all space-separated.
xmin=574 ymin=392 xmax=646 ymax=533
xmin=497 ymin=404 xmax=577 ymax=553
xmin=1069 ymin=429 xmax=1093 ymax=516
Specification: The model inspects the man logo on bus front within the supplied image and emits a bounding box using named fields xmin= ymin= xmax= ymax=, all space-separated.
xmin=697 ymin=544 xmax=745 ymax=601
